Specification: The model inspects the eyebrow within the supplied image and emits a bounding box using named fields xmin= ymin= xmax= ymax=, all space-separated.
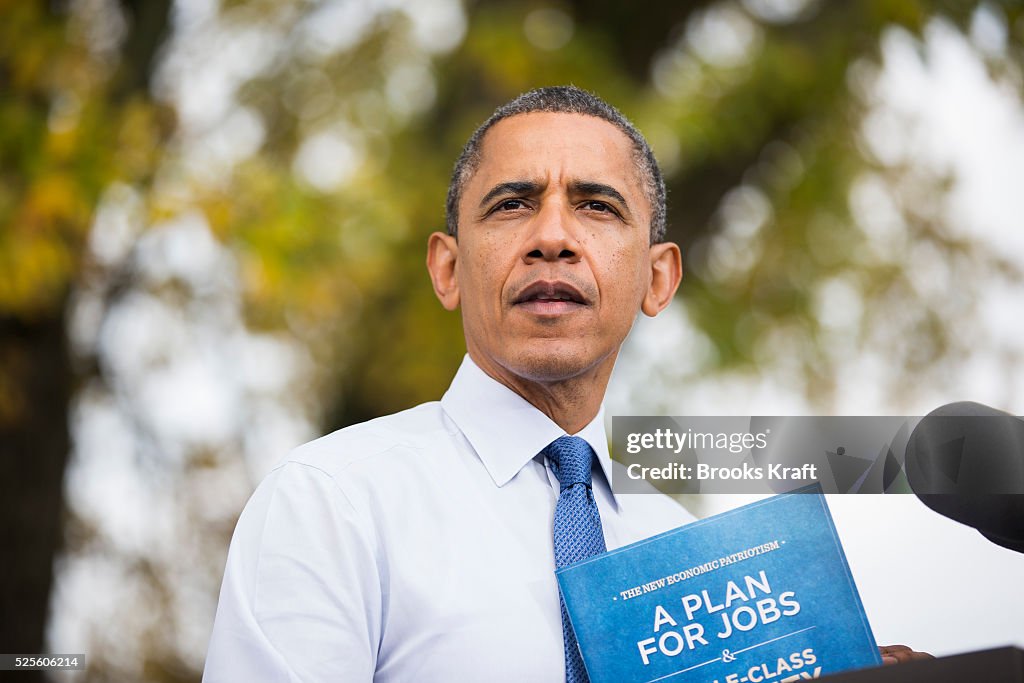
xmin=477 ymin=179 xmax=632 ymax=214
xmin=568 ymin=181 xmax=630 ymax=211
xmin=478 ymin=181 xmax=543 ymax=209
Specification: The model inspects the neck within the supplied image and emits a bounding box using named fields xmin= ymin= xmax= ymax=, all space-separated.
xmin=469 ymin=353 xmax=616 ymax=434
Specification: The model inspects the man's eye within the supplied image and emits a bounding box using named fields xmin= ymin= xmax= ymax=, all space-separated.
xmin=498 ymin=199 xmax=526 ymax=211
xmin=582 ymin=201 xmax=612 ymax=213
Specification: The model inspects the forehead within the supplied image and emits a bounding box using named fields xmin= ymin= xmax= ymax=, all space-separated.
xmin=469 ymin=112 xmax=645 ymax=201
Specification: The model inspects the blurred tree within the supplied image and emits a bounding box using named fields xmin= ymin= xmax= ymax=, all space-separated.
xmin=0 ymin=0 xmax=173 ymax=673
xmin=2 ymin=0 xmax=1023 ymax=681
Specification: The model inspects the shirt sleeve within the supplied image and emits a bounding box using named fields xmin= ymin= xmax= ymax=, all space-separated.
xmin=203 ymin=461 xmax=383 ymax=682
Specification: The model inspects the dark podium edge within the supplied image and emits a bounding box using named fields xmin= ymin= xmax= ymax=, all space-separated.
xmin=818 ymin=646 xmax=1024 ymax=682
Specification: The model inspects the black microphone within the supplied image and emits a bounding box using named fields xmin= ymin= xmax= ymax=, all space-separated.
xmin=905 ymin=401 xmax=1024 ymax=553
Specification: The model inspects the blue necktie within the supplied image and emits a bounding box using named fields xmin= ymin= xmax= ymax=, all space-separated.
xmin=546 ymin=436 xmax=607 ymax=683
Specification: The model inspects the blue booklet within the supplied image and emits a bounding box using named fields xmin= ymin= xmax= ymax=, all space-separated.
xmin=556 ymin=487 xmax=882 ymax=683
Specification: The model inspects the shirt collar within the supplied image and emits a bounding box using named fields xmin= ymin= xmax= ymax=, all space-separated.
xmin=440 ymin=355 xmax=618 ymax=504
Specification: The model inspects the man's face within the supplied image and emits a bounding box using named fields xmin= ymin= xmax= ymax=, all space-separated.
xmin=431 ymin=111 xmax=671 ymax=387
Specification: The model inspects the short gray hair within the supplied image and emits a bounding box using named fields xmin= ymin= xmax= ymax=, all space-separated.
xmin=445 ymin=86 xmax=667 ymax=244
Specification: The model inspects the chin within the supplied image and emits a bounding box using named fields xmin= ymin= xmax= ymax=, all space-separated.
xmin=506 ymin=346 xmax=605 ymax=384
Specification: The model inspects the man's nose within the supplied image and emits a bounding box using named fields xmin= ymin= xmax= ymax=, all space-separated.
xmin=523 ymin=200 xmax=581 ymax=263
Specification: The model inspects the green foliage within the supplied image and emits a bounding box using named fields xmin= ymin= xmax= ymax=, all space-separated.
xmin=0 ymin=2 xmax=171 ymax=323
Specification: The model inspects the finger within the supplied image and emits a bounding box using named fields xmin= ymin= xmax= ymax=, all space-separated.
xmin=878 ymin=645 xmax=933 ymax=665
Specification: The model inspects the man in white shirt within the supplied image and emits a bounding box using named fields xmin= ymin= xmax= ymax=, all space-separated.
xmin=204 ymin=85 xmax=689 ymax=682
xmin=203 ymin=86 xmax=923 ymax=681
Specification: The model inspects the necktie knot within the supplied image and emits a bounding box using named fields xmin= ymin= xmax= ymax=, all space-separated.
xmin=545 ymin=436 xmax=595 ymax=491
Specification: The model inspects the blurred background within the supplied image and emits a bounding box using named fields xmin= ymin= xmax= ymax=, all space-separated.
xmin=3 ymin=0 xmax=1024 ymax=680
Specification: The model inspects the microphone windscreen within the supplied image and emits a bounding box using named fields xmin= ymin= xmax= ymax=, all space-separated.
xmin=905 ymin=401 xmax=1024 ymax=495
xmin=906 ymin=401 xmax=1024 ymax=552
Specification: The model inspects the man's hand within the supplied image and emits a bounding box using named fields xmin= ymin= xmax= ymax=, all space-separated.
xmin=879 ymin=644 xmax=933 ymax=665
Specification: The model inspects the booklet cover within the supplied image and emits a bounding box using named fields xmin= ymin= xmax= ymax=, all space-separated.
xmin=555 ymin=486 xmax=882 ymax=683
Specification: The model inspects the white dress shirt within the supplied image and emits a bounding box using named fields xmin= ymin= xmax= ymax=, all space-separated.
xmin=203 ymin=355 xmax=695 ymax=682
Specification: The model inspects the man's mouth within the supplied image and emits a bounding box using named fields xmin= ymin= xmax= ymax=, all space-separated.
xmin=512 ymin=280 xmax=589 ymax=315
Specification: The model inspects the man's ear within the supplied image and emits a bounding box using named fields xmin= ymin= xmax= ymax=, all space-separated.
xmin=641 ymin=241 xmax=682 ymax=316
xmin=426 ymin=231 xmax=460 ymax=311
